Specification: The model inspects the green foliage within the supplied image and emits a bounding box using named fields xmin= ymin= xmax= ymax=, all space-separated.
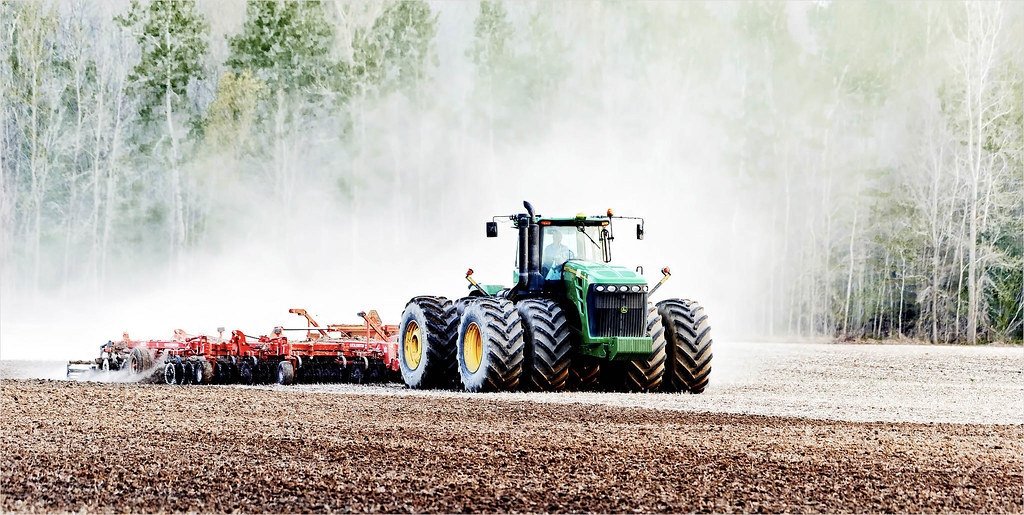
xmin=226 ymin=1 xmax=335 ymax=95
xmin=467 ymin=2 xmax=514 ymax=78
xmin=353 ymin=0 xmax=438 ymax=99
xmin=115 ymin=0 xmax=208 ymax=127
xmin=203 ymin=70 xmax=266 ymax=154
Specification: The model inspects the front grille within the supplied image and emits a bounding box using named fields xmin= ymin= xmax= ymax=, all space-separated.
xmin=588 ymin=291 xmax=648 ymax=338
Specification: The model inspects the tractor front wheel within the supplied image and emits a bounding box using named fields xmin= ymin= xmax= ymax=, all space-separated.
xmin=516 ymin=299 xmax=571 ymax=391
xmin=398 ymin=296 xmax=458 ymax=389
xmin=457 ymin=298 xmax=525 ymax=392
xmin=568 ymin=356 xmax=600 ymax=391
xmin=657 ymin=299 xmax=712 ymax=393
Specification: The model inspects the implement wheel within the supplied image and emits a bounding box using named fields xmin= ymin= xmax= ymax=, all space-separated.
xmin=239 ymin=362 xmax=255 ymax=385
xmin=657 ymin=299 xmax=712 ymax=393
xmin=195 ymin=360 xmax=213 ymax=384
xmin=516 ymin=299 xmax=571 ymax=391
xmin=163 ymin=363 xmax=178 ymax=385
xmin=128 ymin=348 xmax=152 ymax=378
xmin=457 ymin=298 xmax=525 ymax=392
xmin=621 ymin=304 xmax=667 ymax=392
xmin=277 ymin=361 xmax=295 ymax=385
xmin=398 ymin=296 xmax=458 ymax=389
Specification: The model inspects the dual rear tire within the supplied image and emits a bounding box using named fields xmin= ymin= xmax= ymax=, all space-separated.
xmin=456 ymin=298 xmax=525 ymax=392
xmin=398 ymin=296 xmax=459 ymax=389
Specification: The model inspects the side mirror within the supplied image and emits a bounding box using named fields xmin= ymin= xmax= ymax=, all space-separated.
xmin=601 ymin=229 xmax=612 ymax=263
xmin=636 ymin=223 xmax=644 ymax=240
xmin=486 ymin=222 xmax=498 ymax=237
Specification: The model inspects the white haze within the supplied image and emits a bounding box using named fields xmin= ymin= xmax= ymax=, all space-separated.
xmin=5 ymin=1 xmax=1015 ymax=361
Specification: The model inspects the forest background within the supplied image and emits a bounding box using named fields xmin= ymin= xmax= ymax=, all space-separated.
xmin=1 ymin=1 xmax=1021 ymax=359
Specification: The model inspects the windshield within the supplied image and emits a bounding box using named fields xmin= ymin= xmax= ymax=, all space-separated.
xmin=540 ymin=225 xmax=603 ymax=280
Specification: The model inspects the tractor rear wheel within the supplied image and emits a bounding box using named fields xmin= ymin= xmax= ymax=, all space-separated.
xmin=399 ymin=296 xmax=458 ymax=389
xmin=516 ymin=299 xmax=570 ymax=391
xmin=457 ymin=298 xmax=525 ymax=392
xmin=657 ymin=299 xmax=712 ymax=393
xmin=620 ymin=304 xmax=667 ymax=392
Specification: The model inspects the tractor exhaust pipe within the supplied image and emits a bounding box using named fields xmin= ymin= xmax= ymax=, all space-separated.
xmin=517 ymin=215 xmax=529 ymax=291
xmin=524 ymin=201 xmax=542 ymax=288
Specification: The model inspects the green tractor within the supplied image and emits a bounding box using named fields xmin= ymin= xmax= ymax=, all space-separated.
xmin=398 ymin=201 xmax=711 ymax=393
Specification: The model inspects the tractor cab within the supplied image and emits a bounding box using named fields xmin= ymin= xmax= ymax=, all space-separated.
xmin=513 ymin=216 xmax=609 ymax=285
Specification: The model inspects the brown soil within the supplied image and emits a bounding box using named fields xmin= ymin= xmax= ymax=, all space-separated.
xmin=1 ymin=380 xmax=1021 ymax=514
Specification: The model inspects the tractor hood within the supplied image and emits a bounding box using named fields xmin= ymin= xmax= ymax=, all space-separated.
xmin=562 ymin=261 xmax=646 ymax=285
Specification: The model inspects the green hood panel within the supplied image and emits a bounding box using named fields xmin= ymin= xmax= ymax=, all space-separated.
xmin=562 ymin=261 xmax=645 ymax=284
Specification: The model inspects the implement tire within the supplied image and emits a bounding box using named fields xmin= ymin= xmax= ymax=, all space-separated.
xmin=277 ymin=361 xmax=295 ymax=385
xmin=199 ymin=360 xmax=214 ymax=384
xmin=399 ymin=296 xmax=458 ymax=389
xmin=163 ymin=363 xmax=178 ymax=385
xmin=516 ymin=299 xmax=571 ymax=391
xmin=657 ymin=299 xmax=712 ymax=393
xmin=128 ymin=348 xmax=152 ymax=377
xmin=621 ymin=304 xmax=667 ymax=392
xmin=457 ymin=298 xmax=525 ymax=392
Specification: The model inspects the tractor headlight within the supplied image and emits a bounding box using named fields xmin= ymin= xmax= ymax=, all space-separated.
xmin=618 ymin=285 xmax=629 ymax=292
xmin=630 ymin=285 xmax=641 ymax=292
xmin=595 ymin=285 xmax=605 ymax=292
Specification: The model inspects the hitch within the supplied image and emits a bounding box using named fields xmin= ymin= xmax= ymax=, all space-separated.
xmin=648 ymin=267 xmax=671 ymax=297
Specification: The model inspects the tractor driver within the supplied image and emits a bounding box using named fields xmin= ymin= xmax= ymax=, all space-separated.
xmin=542 ymin=229 xmax=574 ymax=279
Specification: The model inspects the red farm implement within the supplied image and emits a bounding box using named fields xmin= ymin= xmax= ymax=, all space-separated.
xmin=66 ymin=309 xmax=400 ymax=385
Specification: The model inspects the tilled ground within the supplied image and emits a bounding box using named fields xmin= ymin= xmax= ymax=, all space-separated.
xmin=1 ymin=380 xmax=1021 ymax=513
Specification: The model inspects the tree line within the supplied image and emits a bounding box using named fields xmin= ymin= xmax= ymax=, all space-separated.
xmin=1 ymin=1 xmax=1021 ymax=343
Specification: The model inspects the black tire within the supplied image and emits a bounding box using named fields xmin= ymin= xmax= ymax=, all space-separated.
xmin=457 ymin=298 xmax=525 ymax=392
xmin=195 ymin=360 xmax=213 ymax=384
xmin=277 ymin=361 xmax=295 ymax=385
xmin=216 ymin=361 xmax=236 ymax=384
xmin=163 ymin=363 xmax=178 ymax=385
xmin=516 ymin=299 xmax=571 ymax=391
xmin=238 ymin=362 xmax=254 ymax=385
xmin=568 ymin=355 xmax=600 ymax=390
xmin=128 ymin=348 xmax=152 ymax=376
xmin=657 ymin=299 xmax=712 ymax=393
xmin=621 ymin=304 xmax=667 ymax=392
xmin=182 ymin=362 xmax=195 ymax=385
xmin=454 ymin=297 xmax=473 ymax=318
xmin=398 ymin=296 xmax=458 ymax=389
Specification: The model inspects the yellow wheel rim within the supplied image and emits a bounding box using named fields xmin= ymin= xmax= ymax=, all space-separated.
xmin=404 ymin=321 xmax=422 ymax=370
xmin=464 ymin=323 xmax=483 ymax=373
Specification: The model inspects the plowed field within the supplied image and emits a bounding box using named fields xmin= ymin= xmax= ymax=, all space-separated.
xmin=2 ymin=379 xmax=1020 ymax=513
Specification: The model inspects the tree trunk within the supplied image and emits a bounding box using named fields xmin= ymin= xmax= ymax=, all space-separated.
xmin=842 ymin=205 xmax=858 ymax=336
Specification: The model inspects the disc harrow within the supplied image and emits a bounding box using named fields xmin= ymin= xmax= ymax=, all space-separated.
xmin=67 ymin=309 xmax=401 ymax=386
